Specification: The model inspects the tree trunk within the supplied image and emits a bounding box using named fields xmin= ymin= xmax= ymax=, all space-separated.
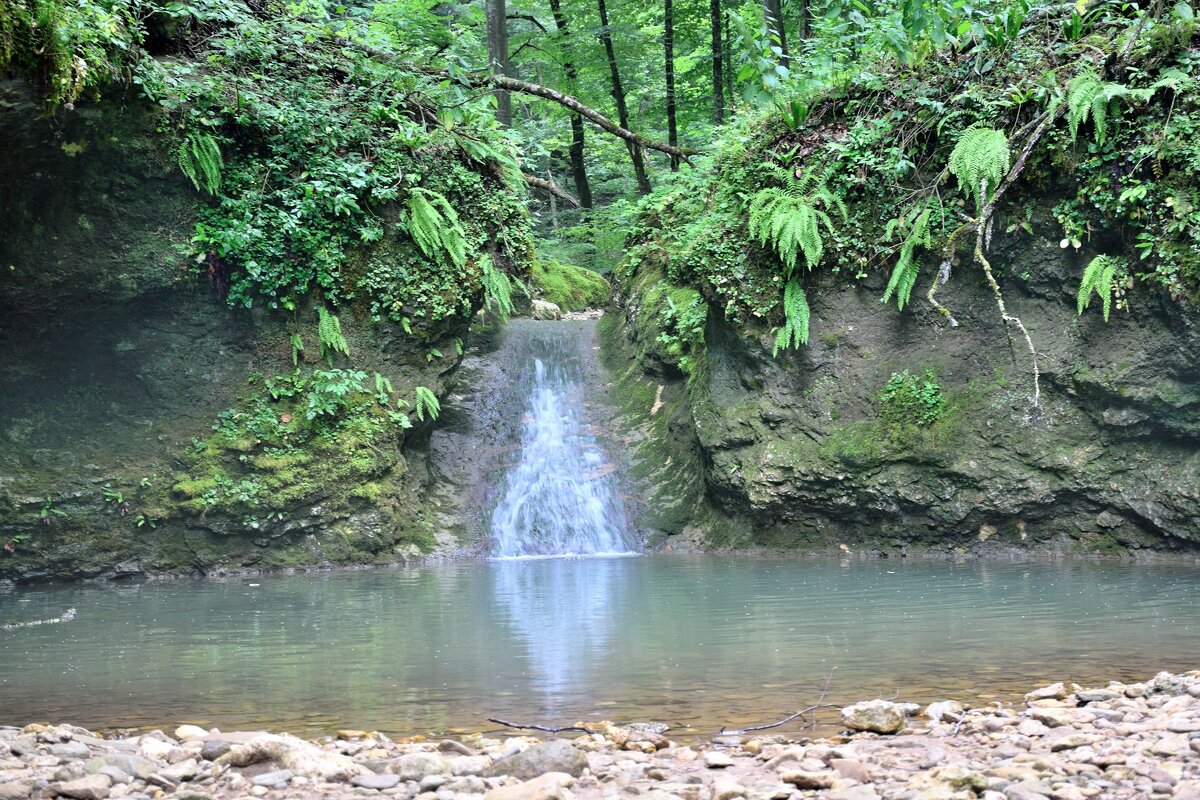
xmin=763 ymin=0 xmax=789 ymax=68
xmin=596 ymin=0 xmax=652 ymax=195
xmin=724 ymin=9 xmax=734 ymax=112
xmin=486 ymin=0 xmax=512 ymax=126
xmin=547 ymin=0 xmax=593 ymax=207
xmin=710 ymin=0 xmax=724 ymax=125
xmin=665 ymin=0 xmax=679 ymax=168
xmin=798 ymin=0 xmax=809 ymax=40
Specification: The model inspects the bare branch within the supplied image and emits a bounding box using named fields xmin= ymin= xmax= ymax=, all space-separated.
xmin=507 ymin=13 xmax=549 ymax=32
xmin=717 ymin=704 xmax=841 ymax=735
xmin=524 ymin=175 xmax=581 ymax=208
xmin=487 ymin=718 xmax=597 ymax=734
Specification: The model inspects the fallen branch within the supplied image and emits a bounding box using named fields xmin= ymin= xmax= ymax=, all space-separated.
xmin=524 ymin=175 xmax=580 ymax=208
xmin=487 ymin=718 xmax=597 ymax=735
xmin=717 ymin=703 xmax=841 ymax=735
xmin=488 ymin=75 xmax=696 ymax=166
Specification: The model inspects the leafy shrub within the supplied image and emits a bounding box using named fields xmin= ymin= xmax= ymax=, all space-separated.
xmin=878 ymin=370 xmax=946 ymax=428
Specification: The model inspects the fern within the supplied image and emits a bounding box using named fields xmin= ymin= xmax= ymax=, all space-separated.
xmin=317 ymin=306 xmax=350 ymax=364
xmin=949 ymin=127 xmax=1010 ymax=210
xmin=290 ymin=333 xmax=304 ymax=367
xmin=1078 ymin=255 xmax=1123 ymax=321
xmin=882 ymin=206 xmax=933 ymax=310
xmin=403 ymin=187 xmax=468 ymax=267
xmin=1068 ymin=67 xmax=1191 ymax=145
xmin=748 ymin=168 xmax=845 ymax=275
xmin=480 ymin=254 xmax=526 ymax=318
xmin=772 ymin=278 xmax=811 ymax=354
xmin=177 ymin=132 xmax=223 ymax=195
xmin=373 ymin=372 xmax=393 ymax=405
xmin=414 ymin=386 xmax=440 ymax=422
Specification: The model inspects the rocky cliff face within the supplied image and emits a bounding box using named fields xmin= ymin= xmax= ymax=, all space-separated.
xmin=0 ymin=90 xmax=488 ymax=582
xmin=608 ymin=206 xmax=1200 ymax=556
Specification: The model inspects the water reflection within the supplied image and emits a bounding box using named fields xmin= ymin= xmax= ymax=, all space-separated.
xmin=0 ymin=557 xmax=1197 ymax=736
xmin=490 ymin=556 xmax=629 ymax=705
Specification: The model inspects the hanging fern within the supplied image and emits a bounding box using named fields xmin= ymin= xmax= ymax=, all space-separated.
xmin=317 ymin=306 xmax=350 ymax=364
xmin=1068 ymin=67 xmax=1190 ymax=145
xmin=1077 ymin=255 xmax=1124 ymax=321
xmin=882 ymin=206 xmax=933 ymax=310
xmin=177 ymin=132 xmax=223 ymax=195
xmin=403 ymin=187 xmax=468 ymax=267
xmin=748 ymin=168 xmax=845 ymax=275
xmin=772 ymin=278 xmax=811 ymax=354
xmin=414 ymin=386 xmax=441 ymax=422
xmin=480 ymin=254 xmax=526 ymax=318
xmin=949 ymin=126 xmax=1010 ymax=210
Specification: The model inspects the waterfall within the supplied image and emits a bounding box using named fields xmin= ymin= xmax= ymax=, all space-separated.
xmin=490 ymin=329 xmax=637 ymax=558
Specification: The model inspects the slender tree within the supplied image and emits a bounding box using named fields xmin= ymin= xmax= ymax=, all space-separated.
xmin=710 ymin=0 xmax=724 ymax=125
xmin=547 ymin=0 xmax=593 ymax=207
xmin=596 ymin=0 xmax=652 ymax=194
xmin=486 ymin=0 xmax=512 ymax=126
xmin=724 ymin=9 xmax=734 ymax=111
xmin=665 ymin=0 xmax=679 ymax=168
xmin=763 ymin=0 xmax=789 ymax=68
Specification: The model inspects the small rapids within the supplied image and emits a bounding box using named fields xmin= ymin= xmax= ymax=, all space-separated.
xmin=489 ymin=329 xmax=636 ymax=558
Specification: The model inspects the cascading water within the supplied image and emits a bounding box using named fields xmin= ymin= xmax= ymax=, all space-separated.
xmin=489 ymin=325 xmax=637 ymax=558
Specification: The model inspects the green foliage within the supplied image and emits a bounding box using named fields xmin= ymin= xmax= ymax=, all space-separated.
xmin=949 ymin=127 xmax=1010 ymax=209
xmin=481 ymin=254 xmax=525 ymax=318
xmin=317 ymin=307 xmax=349 ymax=365
xmin=414 ymin=386 xmax=440 ymax=422
xmin=748 ymin=168 xmax=845 ymax=274
xmin=1077 ymin=255 xmax=1125 ymax=321
xmin=772 ymin=278 xmax=810 ymax=354
xmin=879 ymin=369 xmax=946 ymax=427
xmin=882 ymin=206 xmax=932 ymax=310
xmin=403 ymin=187 xmax=468 ymax=268
xmin=305 ymin=369 xmax=369 ymax=420
xmin=178 ymin=132 xmax=223 ymax=195
xmin=290 ymin=333 xmax=304 ymax=367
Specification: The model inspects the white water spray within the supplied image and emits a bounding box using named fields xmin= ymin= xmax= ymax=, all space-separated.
xmin=490 ymin=338 xmax=636 ymax=558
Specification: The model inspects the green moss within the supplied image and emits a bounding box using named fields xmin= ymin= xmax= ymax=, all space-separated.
xmin=530 ymin=258 xmax=610 ymax=311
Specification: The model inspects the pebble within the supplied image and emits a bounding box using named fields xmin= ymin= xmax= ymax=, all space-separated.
xmin=702 ymin=752 xmax=732 ymax=769
xmin=354 ymin=774 xmax=404 ymax=790
xmin=250 ymin=769 xmax=294 ymax=787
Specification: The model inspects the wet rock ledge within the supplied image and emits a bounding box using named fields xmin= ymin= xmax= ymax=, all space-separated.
xmin=2 ymin=672 xmax=1198 ymax=800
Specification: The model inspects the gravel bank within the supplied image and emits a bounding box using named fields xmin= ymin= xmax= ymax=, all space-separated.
xmin=2 ymin=672 xmax=1198 ymax=800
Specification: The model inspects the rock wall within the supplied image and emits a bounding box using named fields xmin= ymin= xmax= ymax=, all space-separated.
xmin=608 ymin=205 xmax=1200 ymax=556
xmin=0 ymin=91 xmax=475 ymax=582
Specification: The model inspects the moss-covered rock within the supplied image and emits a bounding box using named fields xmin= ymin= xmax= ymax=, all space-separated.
xmin=529 ymin=258 xmax=610 ymax=312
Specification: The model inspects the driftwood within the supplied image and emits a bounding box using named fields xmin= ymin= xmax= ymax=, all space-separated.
xmin=487 ymin=718 xmax=597 ymax=734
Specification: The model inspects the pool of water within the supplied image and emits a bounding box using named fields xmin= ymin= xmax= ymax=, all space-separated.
xmin=1 ymin=555 xmax=1197 ymax=737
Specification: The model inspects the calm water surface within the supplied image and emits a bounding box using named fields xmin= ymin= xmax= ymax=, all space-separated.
xmin=1 ymin=556 xmax=1197 ymax=737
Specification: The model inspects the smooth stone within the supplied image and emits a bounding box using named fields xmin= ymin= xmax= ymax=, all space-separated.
xmin=84 ymin=756 xmax=158 ymax=781
xmin=354 ymin=774 xmax=404 ymax=790
xmin=925 ymin=701 xmax=964 ymax=723
xmin=482 ymin=772 xmax=574 ymax=800
xmin=52 ymin=774 xmax=112 ymax=800
xmin=780 ymin=770 xmax=834 ymax=790
xmin=173 ymin=727 xmax=208 ymax=742
xmin=198 ymin=741 xmax=231 ymax=762
xmin=137 ymin=739 xmax=173 ymax=760
xmin=445 ymin=776 xmax=487 ymax=793
xmin=50 ymin=743 xmax=91 ymax=761
xmin=393 ymin=753 xmax=453 ymax=782
xmin=93 ymin=767 xmax=130 ymax=785
xmin=439 ymin=742 xmax=475 ymax=757
xmin=217 ymin=734 xmax=366 ymax=780
xmin=828 ymin=788 xmax=877 ymax=800
xmin=486 ymin=742 xmax=587 ymax=780
xmin=711 ymin=777 xmax=745 ymax=800
xmin=702 ymin=752 xmax=733 ymax=769
xmin=0 ymin=784 xmax=33 ymax=800
xmin=250 ymin=769 xmax=293 ymax=787
xmin=830 ymin=759 xmax=870 ymax=784
xmin=421 ymin=775 xmax=450 ymax=791
xmin=450 ymin=757 xmax=492 ymax=777
xmin=159 ymin=759 xmax=198 ymax=782
xmin=841 ymin=700 xmax=907 ymax=734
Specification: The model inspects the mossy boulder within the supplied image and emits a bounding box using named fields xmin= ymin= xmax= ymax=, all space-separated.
xmin=529 ymin=258 xmax=610 ymax=312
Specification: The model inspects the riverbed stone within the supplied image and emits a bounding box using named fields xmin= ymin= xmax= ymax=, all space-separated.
xmin=780 ymin=770 xmax=834 ymax=789
xmin=173 ymin=728 xmax=208 ymax=742
xmin=0 ymin=782 xmax=32 ymax=800
xmin=52 ymin=774 xmax=112 ymax=800
xmin=250 ymin=769 xmax=292 ymax=787
xmin=51 ymin=743 xmax=91 ymax=761
xmin=390 ymin=753 xmax=452 ymax=782
xmin=486 ymin=742 xmax=587 ymax=780
xmin=83 ymin=755 xmax=158 ymax=781
xmin=198 ymin=741 xmax=232 ymax=762
xmin=482 ymin=771 xmax=574 ymax=800
xmin=841 ymin=701 xmax=907 ymax=734
xmin=702 ymin=752 xmax=733 ymax=769
xmin=352 ymin=773 xmax=403 ymax=790
xmin=217 ymin=734 xmax=367 ymax=781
